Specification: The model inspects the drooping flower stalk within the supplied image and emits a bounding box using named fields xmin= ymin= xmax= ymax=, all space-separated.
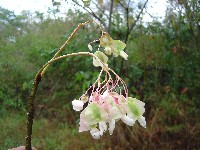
xmin=71 ymin=36 xmax=146 ymax=139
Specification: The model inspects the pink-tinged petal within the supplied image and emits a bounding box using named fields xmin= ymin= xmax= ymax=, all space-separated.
xmin=110 ymin=92 xmax=120 ymax=99
xmin=113 ymin=97 xmax=119 ymax=104
xmin=79 ymin=109 xmax=91 ymax=132
xmin=79 ymin=121 xmax=90 ymax=132
xmin=90 ymin=92 xmax=103 ymax=104
xmin=72 ymin=100 xmax=84 ymax=111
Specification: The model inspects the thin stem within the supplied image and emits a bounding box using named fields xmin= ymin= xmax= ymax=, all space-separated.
xmin=109 ymin=68 xmax=128 ymax=97
xmin=46 ymin=52 xmax=111 ymax=75
xmin=25 ymin=72 xmax=41 ymax=150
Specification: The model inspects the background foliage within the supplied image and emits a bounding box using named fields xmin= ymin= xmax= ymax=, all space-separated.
xmin=0 ymin=0 xmax=199 ymax=149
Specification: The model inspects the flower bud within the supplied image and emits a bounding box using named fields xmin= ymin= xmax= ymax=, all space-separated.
xmin=72 ymin=100 xmax=84 ymax=111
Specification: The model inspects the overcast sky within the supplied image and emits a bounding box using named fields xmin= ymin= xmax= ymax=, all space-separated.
xmin=0 ymin=0 xmax=168 ymax=22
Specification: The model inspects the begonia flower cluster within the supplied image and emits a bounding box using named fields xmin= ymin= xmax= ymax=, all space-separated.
xmin=72 ymin=90 xmax=146 ymax=139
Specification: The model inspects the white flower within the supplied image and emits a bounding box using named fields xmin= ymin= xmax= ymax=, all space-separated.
xmin=72 ymin=100 xmax=84 ymax=111
xmin=120 ymin=51 xmax=128 ymax=60
xmin=121 ymin=115 xmax=135 ymax=126
xmin=90 ymin=128 xmax=101 ymax=139
xmin=126 ymin=97 xmax=146 ymax=128
xmin=74 ymin=91 xmax=146 ymax=139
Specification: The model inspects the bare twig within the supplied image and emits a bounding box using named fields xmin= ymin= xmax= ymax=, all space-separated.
xmin=71 ymin=0 xmax=107 ymax=28
xmin=120 ymin=0 xmax=149 ymax=75
xmin=108 ymin=0 xmax=114 ymax=33
xmin=118 ymin=1 xmax=126 ymax=10
xmin=128 ymin=0 xmax=149 ymax=37
xmin=91 ymin=0 xmax=109 ymax=20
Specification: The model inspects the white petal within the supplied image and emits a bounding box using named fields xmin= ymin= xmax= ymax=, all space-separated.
xmin=134 ymin=98 xmax=145 ymax=107
xmin=99 ymin=121 xmax=107 ymax=136
xmin=121 ymin=115 xmax=135 ymax=126
xmin=72 ymin=100 xmax=84 ymax=111
xmin=138 ymin=116 xmax=146 ymax=128
xmin=88 ymin=44 xmax=93 ymax=51
xmin=120 ymin=51 xmax=128 ymax=60
xmin=90 ymin=128 xmax=101 ymax=139
xmin=108 ymin=119 xmax=115 ymax=135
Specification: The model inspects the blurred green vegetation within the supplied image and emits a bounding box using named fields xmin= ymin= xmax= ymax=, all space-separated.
xmin=0 ymin=0 xmax=200 ymax=149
